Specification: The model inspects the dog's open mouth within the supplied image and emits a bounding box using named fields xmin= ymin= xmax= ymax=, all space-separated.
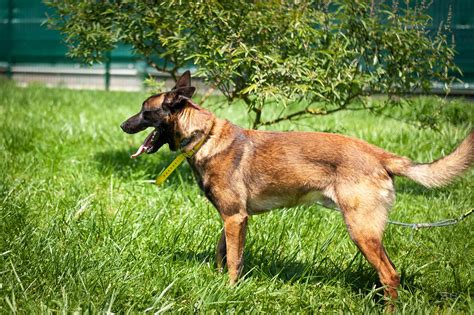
xmin=131 ymin=129 xmax=161 ymax=158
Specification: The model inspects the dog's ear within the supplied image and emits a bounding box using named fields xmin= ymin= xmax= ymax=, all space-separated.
xmin=174 ymin=70 xmax=191 ymax=89
xmin=173 ymin=71 xmax=196 ymax=98
xmin=166 ymin=94 xmax=201 ymax=112
xmin=175 ymin=86 xmax=196 ymax=98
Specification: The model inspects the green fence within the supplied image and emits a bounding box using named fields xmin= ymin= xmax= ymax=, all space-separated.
xmin=429 ymin=0 xmax=474 ymax=82
xmin=0 ymin=0 xmax=137 ymax=64
xmin=0 ymin=0 xmax=142 ymax=90
xmin=1 ymin=0 xmax=473 ymax=86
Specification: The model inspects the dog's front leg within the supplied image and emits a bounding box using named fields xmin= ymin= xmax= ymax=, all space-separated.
xmin=216 ymin=228 xmax=226 ymax=272
xmin=222 ymin=213 xmax=248 ymax=285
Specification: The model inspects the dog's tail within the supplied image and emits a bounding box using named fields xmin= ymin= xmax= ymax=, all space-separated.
xmin=382 ymin=130 xmax=474 ymax=188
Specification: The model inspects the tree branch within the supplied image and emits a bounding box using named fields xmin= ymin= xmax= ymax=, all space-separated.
xmin=146 ymin=57 xmax=171 ymax=77
xmin=198 ymin=86 xmax=216 ymax=105
xmin=146 ymin=56 xmax=179 ymax=83
xmin=258 ymin=103 xmax=376 ymax=127
xmin=256 ymin=92 xmax=364 ymax=128
xmin=252 ymin=107 xmax=262 ymax=129
xmin=241 ymin=95 xmax=262 ymax=129
xmin=259 ymin=107 xmax=329 ymax=127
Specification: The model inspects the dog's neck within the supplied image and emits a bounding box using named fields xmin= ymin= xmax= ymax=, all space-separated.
xmin=191 ymin=117 xmax=243 ymax=164
xmin=174 ymin=104 xmax=215 ymax=153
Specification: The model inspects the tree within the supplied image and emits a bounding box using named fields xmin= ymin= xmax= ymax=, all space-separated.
xmin=46 ymin=0 xmax=458 ymax=129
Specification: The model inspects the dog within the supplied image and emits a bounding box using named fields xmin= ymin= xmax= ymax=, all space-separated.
xmin=121 ymin=71 xmax=473 ymax=302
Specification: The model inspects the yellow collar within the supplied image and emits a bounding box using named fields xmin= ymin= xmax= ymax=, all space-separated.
xmin=155 ymin=128 xmax=211 ymax=186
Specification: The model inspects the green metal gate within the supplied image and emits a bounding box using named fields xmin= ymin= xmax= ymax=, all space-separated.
xmin=1 ymin=0 xmax=473 ymax=86
xmin=0 ymin=0 xmax=140 ymax=90
xmin=429 ymin=0 xmax=474 ymax=82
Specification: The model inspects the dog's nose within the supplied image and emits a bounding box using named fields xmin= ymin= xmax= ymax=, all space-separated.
xmin=120 ymin=122 xmax=128 ymax=132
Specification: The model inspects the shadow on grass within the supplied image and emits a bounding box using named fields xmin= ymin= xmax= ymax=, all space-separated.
xmin=94 ymin=148 xmax=195 ymax=183
xmin=244 ymin=251 xmax=386 ymax=298
xmin=167 ymin=247 xmax=421 ymax=305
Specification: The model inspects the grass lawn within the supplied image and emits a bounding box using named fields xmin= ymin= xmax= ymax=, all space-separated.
xmin=0 ymin=80 xmax=473 ymax=313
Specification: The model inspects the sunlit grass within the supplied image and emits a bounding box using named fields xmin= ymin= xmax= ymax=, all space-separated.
xmin=0 ymin=80 xmax=472 ymax=313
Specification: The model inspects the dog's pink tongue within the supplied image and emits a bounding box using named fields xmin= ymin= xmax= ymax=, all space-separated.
xmin=131 ymin=144 xmax=147 ymax=158
xmin=131 ymin=130 xmax=156 ymax=159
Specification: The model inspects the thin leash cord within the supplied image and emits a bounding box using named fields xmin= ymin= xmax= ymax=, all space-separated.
xmin=316 ymin=202 xmax=473 ymax=230
xmin=387 ymin=209 xmax=473 ymax=229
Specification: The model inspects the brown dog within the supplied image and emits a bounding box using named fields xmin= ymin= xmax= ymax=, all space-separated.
xmin=121 ymin=71 xmax=473 ymax=301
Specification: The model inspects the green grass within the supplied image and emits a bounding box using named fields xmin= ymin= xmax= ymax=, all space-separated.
xmin=0 ymin=80 xmax=473 ymax=313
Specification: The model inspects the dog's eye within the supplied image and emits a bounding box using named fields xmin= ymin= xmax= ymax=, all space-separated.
xmin=142 ymin=111 xmax=154 ymax=120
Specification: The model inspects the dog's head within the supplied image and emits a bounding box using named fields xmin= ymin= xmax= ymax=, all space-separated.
xmin=120 ymin=70 xmax=201 ymax=158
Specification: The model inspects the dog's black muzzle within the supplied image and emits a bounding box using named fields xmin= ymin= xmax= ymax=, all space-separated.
xmin=120 ymin=113 xmax=148 ymax=134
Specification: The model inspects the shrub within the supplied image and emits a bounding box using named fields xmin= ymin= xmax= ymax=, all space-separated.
xmin=47 ymin=0 xmax=458 ymax=128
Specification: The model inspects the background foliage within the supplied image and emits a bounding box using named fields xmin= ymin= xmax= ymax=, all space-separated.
xmin=47 ymin=0 xmax=459 ymax=128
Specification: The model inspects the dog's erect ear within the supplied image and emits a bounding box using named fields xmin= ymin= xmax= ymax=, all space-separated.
xmin=173 ymin=71 xmax=195 ymax=98
xmin=166 ymin=94 xmax=201 ymax=112
xmin=175 ymin=86 xmax=196 ymax=98
xmin=173 ymin=70 xmax=191 ymax=90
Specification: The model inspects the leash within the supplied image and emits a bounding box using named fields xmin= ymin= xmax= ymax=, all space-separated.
xmin=155 ymin=127 xmax=212 ymax=186
xmin=387 ymin=208 xmax=473 ymax=229
xmin=316 ymin=202 xmax=473 ymax=230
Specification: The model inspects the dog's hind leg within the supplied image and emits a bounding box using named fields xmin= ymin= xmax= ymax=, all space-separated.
xmin=216 ymin=229 xmax=226 ymax=272
xmin=336 ymin=180 xmax=400 ymax=303
xmin=222 ymin=213 xmax=248 ymax=285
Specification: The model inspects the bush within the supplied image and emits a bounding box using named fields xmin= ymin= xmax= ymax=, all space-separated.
xmin=47 ymin=0 xmax=458 ymax=128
